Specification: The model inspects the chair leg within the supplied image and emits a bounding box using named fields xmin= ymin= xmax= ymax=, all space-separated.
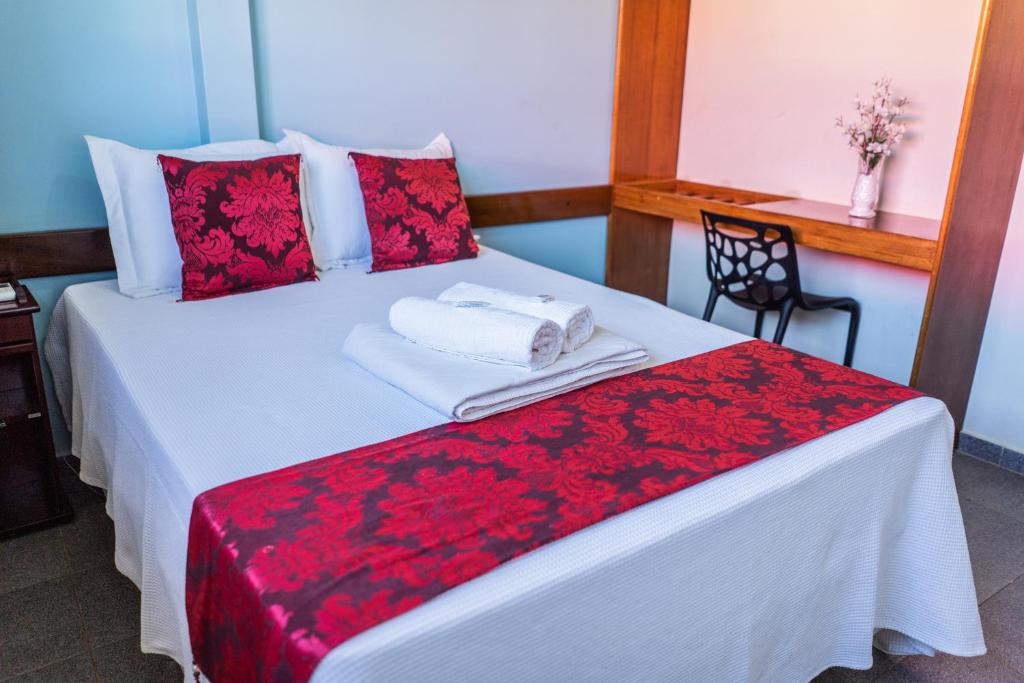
xmin=702 ymin=286 xmax=719 ymax=322
xmin=772 ymin=301 xmax=795 ymax=345
xmin=842 ymin=301 xmax=860 ymax=367
xmin=753 ymin=310 xmax=765 ymax=339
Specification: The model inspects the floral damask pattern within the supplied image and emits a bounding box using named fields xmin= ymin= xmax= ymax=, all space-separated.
xmin=186 ymin=340 xmax=921 ymax=683
xmin=349 ymin=153 xmax=478 ymax=272
xmin=157 ymin=154 xmax=316 ymax=300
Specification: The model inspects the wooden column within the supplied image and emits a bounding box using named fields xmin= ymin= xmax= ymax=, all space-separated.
xmin=605 ymin=0 xmax=689 ymax=302
xmin=912 ymin=0 xmax=1024 ymax=429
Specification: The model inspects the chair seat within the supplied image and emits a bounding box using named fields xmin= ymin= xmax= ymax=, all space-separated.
xmin=799 ymin=292 xmax=858 ymax=311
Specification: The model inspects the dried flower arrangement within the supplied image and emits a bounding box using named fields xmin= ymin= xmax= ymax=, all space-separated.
xmin=836 ymin=78 xmax=909 ymax=174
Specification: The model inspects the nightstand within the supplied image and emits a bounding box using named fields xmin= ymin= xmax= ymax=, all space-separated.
xmin=0 ymin=276 xmax=72 ymax=538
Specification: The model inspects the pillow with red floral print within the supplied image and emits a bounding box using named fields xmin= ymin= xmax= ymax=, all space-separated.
xmin=349 ymin=153 xmax=478 ymax=272
xmin=156 ymin=153 xmax=317 ymax=301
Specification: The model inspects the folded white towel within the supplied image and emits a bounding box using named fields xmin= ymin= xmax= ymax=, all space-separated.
xmin=389 ymin=296 xmax=564 ymax=370
xmin=438 ymin=282 xmax=594 ymax=353
xmin=344 ymin=324 xmax=649 ymax=421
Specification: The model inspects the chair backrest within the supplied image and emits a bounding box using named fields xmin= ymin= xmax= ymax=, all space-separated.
xmin=700 ymin=210 xmax=802 ymax=310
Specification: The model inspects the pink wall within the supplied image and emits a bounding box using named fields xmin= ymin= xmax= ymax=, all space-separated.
xmin=667 ymin=0 xmax=982 ymax=384
xmin=676 ymin=0 xmax=980 ymax=218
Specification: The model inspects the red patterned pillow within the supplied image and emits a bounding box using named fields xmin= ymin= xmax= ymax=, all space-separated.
xmin=349 ymin=153 xmax=479 ymax=272
xmin=156 ymin=154 xmax=317 ymax=301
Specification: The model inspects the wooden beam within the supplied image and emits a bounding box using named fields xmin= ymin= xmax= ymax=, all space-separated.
xmin=606 ymin=0 xmax=690 ymax=301
xmin=609 ymin=0 xmax=689 ymax=182
xmin=607 ymin=208 xmax=674 ymax=301
xmin=0 ymin=185 xmax=612 ymax=279
xmin=912 ymin=0 xmax=1024 ymax=429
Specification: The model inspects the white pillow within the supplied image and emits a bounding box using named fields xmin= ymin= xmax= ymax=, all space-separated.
xmin=279 ymin=130 xmax=453 ymax=270
xmin=85 ymin=136 xmax=281 ymax=298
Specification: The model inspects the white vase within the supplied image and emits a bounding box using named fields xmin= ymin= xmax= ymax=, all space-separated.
xmin=849 ymin=159 xmax=884 ymax=218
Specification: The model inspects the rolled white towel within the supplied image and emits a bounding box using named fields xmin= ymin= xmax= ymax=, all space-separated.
xmin=389 ymin=297 xmax=564 ymax=370
xmin=438 ymin=282 xmax=594 ymax=353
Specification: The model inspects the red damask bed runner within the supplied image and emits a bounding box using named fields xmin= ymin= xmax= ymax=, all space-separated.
xmin=186 ymin=340 xmax=921 ymax=682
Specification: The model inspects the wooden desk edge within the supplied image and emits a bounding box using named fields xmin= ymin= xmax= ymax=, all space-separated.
xmin=612 ymin=183 xmax=937 ymax=272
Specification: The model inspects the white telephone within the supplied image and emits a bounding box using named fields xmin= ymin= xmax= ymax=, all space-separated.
xmin=0 ymin=283 xmax=16 ymax=303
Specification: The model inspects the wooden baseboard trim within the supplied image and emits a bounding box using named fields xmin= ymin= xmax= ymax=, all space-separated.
xmin=0 ymin=227 xmax=116 ymax=279
xmin=0 ymin=185 xmax=612 ymax=279
xmin=468 ymin=185 xmax=611 ymax=228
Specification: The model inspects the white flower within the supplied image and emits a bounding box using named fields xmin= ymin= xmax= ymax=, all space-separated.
xmin=837 ymin=78 xmax=909 ymax=160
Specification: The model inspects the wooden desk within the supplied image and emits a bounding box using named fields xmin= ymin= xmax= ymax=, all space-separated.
xmin=612 ymin=180 xmax=941 ymax=271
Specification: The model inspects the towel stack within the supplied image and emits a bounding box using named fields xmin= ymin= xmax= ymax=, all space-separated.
xmin=343 ymin=282 xmax=648 ymax=421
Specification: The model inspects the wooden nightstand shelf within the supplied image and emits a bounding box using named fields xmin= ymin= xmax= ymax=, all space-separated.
xmin=0 ymin=276 xmax=72 ymax=538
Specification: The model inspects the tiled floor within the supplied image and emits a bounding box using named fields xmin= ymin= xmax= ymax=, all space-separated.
xmin=0 ymin=463 xmax=181 ymax=682
xmin=2 ymin=454 xmax=1022 ymax=682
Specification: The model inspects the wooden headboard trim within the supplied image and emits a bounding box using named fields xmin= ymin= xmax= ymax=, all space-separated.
xmin=0 ymin=185 xmax=612 ymax=279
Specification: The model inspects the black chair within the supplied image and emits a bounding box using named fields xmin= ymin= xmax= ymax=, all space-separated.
xmin=700 ymin=210 xmax=860 ymax=367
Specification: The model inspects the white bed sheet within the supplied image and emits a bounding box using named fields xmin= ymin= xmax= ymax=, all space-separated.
xmin=48 ymin=247 xmax=984 ymax=682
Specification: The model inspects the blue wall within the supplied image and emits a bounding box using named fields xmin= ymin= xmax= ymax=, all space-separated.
xmin=478 ymin=218 xmax=606 ymax=284
xmin=0 ymin=0 xmax=202 ymax=232
xmin=1 ymin=0 xmax=205 ymax=453
xmin=250 ymin=0 xmax=617 ymax=282
xmin=0 ymin=1 xmax=618 ymax=452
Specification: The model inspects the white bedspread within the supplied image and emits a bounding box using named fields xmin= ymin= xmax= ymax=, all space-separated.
xmin=46 ymin=247 xmax=983 ymax=682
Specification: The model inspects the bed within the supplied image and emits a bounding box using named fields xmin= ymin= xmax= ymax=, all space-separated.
xmin=47 ymin=246 xmax=984 ymax=682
